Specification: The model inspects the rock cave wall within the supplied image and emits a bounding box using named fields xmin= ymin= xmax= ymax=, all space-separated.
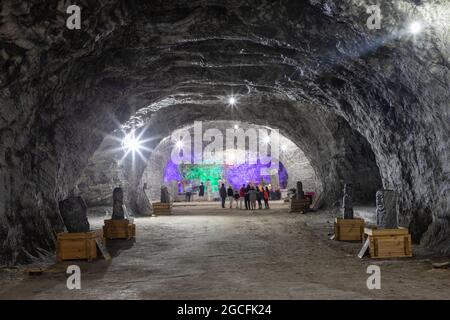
xmin=0 ymin=0 xmax=448 ymax=264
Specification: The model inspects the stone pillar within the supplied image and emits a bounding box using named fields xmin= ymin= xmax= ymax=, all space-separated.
xmin=112 ymin=187 xmax=125 ymax=220
xmin=296 ymin=181 xmax=305 ymax=200
xmin=160 ymin=185 xmax=170 ymax=203
xmin=342 ymin=183 xmax=354 ymax=219
xmin=376 ymin=190 xmax=398 ymax=229
xmin=58 ymin=196 xmax=90 ymax=233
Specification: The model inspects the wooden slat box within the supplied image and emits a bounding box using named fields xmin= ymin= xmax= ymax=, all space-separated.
xmin=364 ymin=227 xmax=413 ymax=259
xmin=152 ymin=202 xmax=173 ymax=215
xmin=289 ymin=198 xmax=311 ymax=213
xmin=334 ymin=218 xmax=365 ymax=241
xmin=56 ymin=230 xmax=104 ymax=262
xmin=103 ymin=219 xmax=136 ymax=240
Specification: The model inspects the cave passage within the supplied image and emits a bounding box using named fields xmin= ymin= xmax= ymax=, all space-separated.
xmin=0 ymin=0 xmax=449 ymax=300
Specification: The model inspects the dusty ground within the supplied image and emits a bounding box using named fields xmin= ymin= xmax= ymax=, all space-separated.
xmin=0 ymin=202 xmax=449 ymax=300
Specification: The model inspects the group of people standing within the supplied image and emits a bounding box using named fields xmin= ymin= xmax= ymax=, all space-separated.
xmin=184 ymin=182 xmax=206 ymax=202
xmin=219 ymin=183 xmax=270 ymax=210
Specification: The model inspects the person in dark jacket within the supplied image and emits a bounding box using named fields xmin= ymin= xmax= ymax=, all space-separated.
xmin=264 ymin=186 xmax=270 ymax=209
xmin=198 ymin=182 xmax=205 ymax=197
xmin=219 ymin=183 xmax=227 ymax=208
xmin=244 ymin=184 xmax=251 ymax=210
xmin=227 ymin=185 xmax=234 ymax=208
xmin=233 ymin=189 xmax=240 ymax=208
xmin=239 ymin=184 xmax=246 ymax=209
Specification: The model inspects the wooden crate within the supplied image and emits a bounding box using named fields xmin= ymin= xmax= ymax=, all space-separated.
xmin=103 ymin=219 xmax=136 ymax=240
xmin=56 ymin=230 xmax=104 ymax=262
xmin=289 ymin=198 xmax=310 ymax=213
xmin=334 ymin=218 xmax=365 ymax=241
xmin=364 ymin=227 xmax=413 ymax=259
xmin=152 ymin=202 xmax=173 ymax=215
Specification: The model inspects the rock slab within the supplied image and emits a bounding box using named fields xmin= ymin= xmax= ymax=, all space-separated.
xmin=58 ymin=197 xmax=90 ymax=233
xmin=376 ymin=190 xmax=398 ymax=229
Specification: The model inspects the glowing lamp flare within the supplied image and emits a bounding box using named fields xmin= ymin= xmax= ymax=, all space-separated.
xmin=116 ymin=125 xmax=153 ymax=163
xmin=176 ymin=141 xmax=184 ymax=148
xmin=408 ymin=21 xmax=423 ymax=35
xmin=228 ymin=96 xmax=237 ymax=106
xmin=122 ymin=132 xmax=142 ymax=152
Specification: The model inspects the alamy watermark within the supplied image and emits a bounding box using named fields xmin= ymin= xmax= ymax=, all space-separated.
xmin=170 ymin=121 xmax=280 ymax=176
xmin=66 ymin=5 xmax=81 ymax=30
xmin=366 ymin=5 xmax=382 ymax=30
xmin=66 ymin=265 xmax=81 ymax=290
xmin=65 ymin=4 xmax=383 ymax=31
xmin=366 ymin=265 xmax=381 ymax=290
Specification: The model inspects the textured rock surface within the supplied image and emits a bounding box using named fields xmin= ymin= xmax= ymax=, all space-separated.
xmin=376 ymin=190 xmax=399 ymax=229
xmin=76 ymin=136 xmax=130 ymax=207
xmin=0 ymin=0 xmax=449 ymax=264
xmin=342 ymin=184 xmax=354 ymax=219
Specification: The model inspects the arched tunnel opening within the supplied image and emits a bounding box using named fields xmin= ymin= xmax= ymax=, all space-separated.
xmin=141 ymin=121 xmax=323 ymax=202
xmin=78 ymin=114 xmax=383 ymax=212
xmin=0 ymin=0 xmax=449 ymax=300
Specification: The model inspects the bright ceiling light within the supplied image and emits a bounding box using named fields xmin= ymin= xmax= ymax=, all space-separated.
xmin=117 ymin=125 xmax=153 ymax=164
xmin=281 ymin=144 xmax=288 ymax=151
xmin=263 ymin=136 xmax=271 ymax=144
xmin=408 ymin=21 xmax=423 ymax=35
xmin=234 ymin=124 xmax=239 ymax=130
xmin=227 ymin=96 xmax=238 ymax=107
xmin=122 ymin=131 xmax=142 ymax=153
xmin=175 ymin=140 xmax=183 ymax=148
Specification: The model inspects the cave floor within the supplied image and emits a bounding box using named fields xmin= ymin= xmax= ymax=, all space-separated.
xmin=0 ymin=202 xmax=449 ymax=300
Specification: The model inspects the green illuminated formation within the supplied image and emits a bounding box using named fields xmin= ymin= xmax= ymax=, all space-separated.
xmin=179 ymin=163 xmax=223 ymax=189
